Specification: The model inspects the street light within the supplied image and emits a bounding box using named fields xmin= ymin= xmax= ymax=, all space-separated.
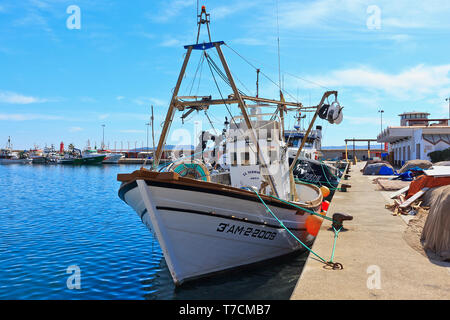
xmin=378 ymin=109 xmax=384 ymax=156
xmin=446 ymin=97 xmax=450 ymax=121
xmin=146 ymin=122 xmax=150 ymax=152
xmin=101 ymin=124 xmax=105 ymax=150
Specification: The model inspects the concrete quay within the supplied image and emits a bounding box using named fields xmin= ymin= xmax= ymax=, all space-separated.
xmin=291 ymin=161 xmax=450 ymax=300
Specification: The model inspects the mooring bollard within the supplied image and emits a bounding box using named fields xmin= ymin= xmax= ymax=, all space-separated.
xmin=340 ymin=183 xmax=351 ymax=192
xmin=332 ymin=212 xmax=353 ymax=230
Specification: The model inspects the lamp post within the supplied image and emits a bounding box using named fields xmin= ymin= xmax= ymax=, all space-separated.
xmin=101 ymin=124 xmax=105 ymax=150
xmin=446 ymin=97 xmax=450 ymax=121
xmin=146 ymin=122 xmax=150 ymax=153
xmin=378 ymin=109 xmax=384 ymax=157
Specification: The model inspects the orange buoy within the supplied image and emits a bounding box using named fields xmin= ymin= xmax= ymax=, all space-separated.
xmin=322 ymin=200 xmax=330 ymax=212
xmin=320 ymin=186 xmax=330 ymax=198
xmin=305 ymin=215 xmax=323 ymax=236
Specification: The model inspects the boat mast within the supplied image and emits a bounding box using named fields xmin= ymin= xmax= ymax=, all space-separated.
xmin=151 ymin=105 xmax=155 ymax=152
xmin=196 ymin=6 xmax=211 ymax=44
xmin=215 ymin=43 xmax=280 ymax=197
xmin=154 ymin=5 xmax=209 ymax=169
xmin=152 ymin=47 xmax=193 ymax=169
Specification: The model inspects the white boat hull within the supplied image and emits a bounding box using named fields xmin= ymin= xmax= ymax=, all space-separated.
xmin=102 ymin=153 xmax=123 ymax=164
xmin=0 ymin=158 xmax=32 ymax=164
xmin=119 ymin=179 xmax=318 ymax=285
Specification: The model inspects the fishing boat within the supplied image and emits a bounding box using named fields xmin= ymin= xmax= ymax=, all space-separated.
xmin=96 ymin=149 xmax=123 ymax=164
xmin=29 ymin=147 xmax=48 ymax=164
xmin=291 ymin=156 xmax=342 ymax=201
xmin=117 ymin=7 xmax=343 ymax=285
xmin=0 ymin=137 xmax=32 ymax=164
xmin=42 ymin=145 xmax=59 ymax=164
xmin=285 ymin=112 xmax=323 ymax=161
xmin=57 ymin=148 xmax=106 ymax=164
xmin=78 ymin=149 xmax=106 ymax=164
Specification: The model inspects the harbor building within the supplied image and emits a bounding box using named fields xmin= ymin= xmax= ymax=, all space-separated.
xmin=377 ymin=111 xmax=450 ymax=166
xmin=321 ymin=146 xmax=384 ymax=161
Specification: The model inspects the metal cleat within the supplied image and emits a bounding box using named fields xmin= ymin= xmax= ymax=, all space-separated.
xmin=340 ymin=183 xmax=351 ymax=192
xmin=332 ymin=212 xmax=353 ymax=230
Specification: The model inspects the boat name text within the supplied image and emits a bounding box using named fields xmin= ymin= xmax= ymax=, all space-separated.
xmin=216 ymin=223 xmax=276 ymax=240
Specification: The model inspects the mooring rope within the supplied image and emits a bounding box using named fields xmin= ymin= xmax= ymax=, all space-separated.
xmin=251 ymin=188 xmax=343 ymax=269
xmin=250 ymin=188 xmax=328 ymax=263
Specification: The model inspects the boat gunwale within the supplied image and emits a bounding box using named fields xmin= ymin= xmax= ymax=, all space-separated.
xmin=117 ymin=169 xmax=323 ymax=211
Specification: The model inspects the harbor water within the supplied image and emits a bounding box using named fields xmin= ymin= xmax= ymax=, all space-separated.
xmin=0 ymin=164 xmax=308 ymax=300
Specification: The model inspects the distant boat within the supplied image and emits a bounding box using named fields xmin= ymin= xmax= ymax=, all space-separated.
xmin=95 ymin=149 xmax=124 ymax=164
xmin=57 ymin=148 xmax=105 ymax=165
xmin=0 ymin=137 xmax=32 ymax=164
xmin=29 ymin=149 xmax=47 ymax=164
xmin=291 ymin=157 xmax=342 ymax=201
xmin=79 ymin=149 xmax=107 ymax=164
xmin=285 ymin=116 xmax=323 ymax=161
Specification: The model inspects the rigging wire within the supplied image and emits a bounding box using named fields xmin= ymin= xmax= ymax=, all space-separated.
xmin=204 ymin=51 xmax=259 ymax=155
xmin=188 ymin=51 xmax=205 ymax=96
xmin=276 ymin=0 xmax=281 ymax=90
xmin=224 ymin=44 xmax=298 ymax=103
xmin=224 ymin=44 xmax=330 ymax=96
xmin=210 ymin=50 xmax=254 ymax=96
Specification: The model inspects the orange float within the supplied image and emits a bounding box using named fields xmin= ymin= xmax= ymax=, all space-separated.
xmin=320 ymin=186 xmax=330 ymax=198
xmin=305 ymin=214 xmax=323 ymax=236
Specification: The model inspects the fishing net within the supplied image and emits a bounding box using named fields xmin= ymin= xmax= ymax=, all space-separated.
xmin=399 ymin=160 xmax=432 ymax=174
xmin=421 ymin=185 xmax=450 ymax=261
xmin=362 ymin=163 xmax=395 ymax=175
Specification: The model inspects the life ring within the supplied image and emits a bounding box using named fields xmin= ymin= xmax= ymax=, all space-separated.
xmin=167 ymin=159 xmax=211 ymax=182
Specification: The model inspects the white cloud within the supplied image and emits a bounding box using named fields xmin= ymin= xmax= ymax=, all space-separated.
xmin=0 ymin=113 xmax=63 ymax=121
xmin=289 ymin=64 xmax=450 ymax=100
xmin=120 ymin=129 xmax=145 ymax=133
xmin=69 ymin=126 xmax=83 ymax=132
xmin=0 ymin=91 xmax=49 ymax=104
xmin=148 ymin=0 xmax=193 ymax=23
xmin=160 ymin=38 xmax=182 ymax=47
xmin=258 ymin=0 xmax=450 ymax=33
xmin=133 ymin=97 xmax=166 ymax=106
xmin=210 ymin=2 xmax=258 ymax=20
xmin=232 ymin=37 xmax=266 ymax=46
xmin=116 ymin=96 xmax=125 ymax=101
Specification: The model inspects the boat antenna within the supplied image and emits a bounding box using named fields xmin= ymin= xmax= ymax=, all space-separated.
xmin=151 ymin=105 xmax=155 ymax=152
xmin=276 ymin=0 xmax=281 ymax=91
xmin=196 ymin=5 xmax=211 ymax=44
xmin=256 ymin=68 xmax=260 ymax=98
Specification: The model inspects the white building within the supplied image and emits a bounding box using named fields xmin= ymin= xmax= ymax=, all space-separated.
xmin=377 ymin=112 xmax=450 ymax=166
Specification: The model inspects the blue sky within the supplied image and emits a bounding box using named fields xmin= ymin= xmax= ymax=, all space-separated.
xmin=1 ymin=0 xmax=450 ymax=150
